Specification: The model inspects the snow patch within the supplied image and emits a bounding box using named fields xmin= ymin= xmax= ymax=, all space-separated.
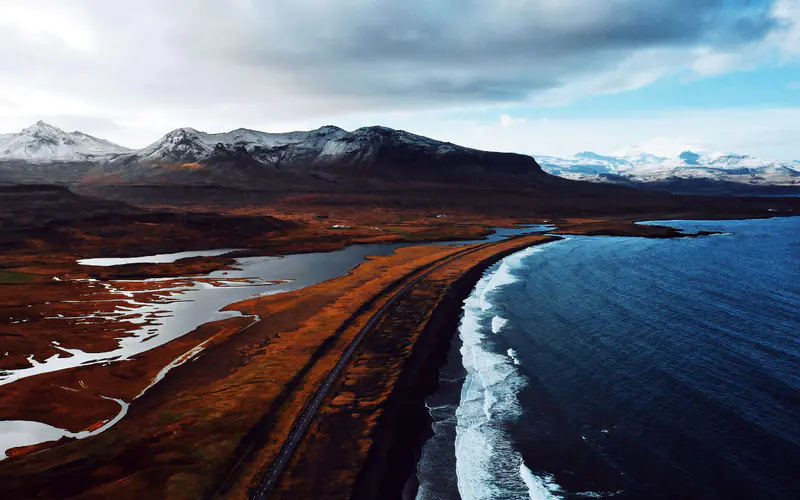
xmin=538 ymin=148 xmax=800 ymax=186
xmin=0 ymin=121 xmax=130 ymax=162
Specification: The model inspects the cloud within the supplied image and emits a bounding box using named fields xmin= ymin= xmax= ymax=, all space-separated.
xmin=0 ymin=0 xmax=795 ymax=147
xmin=618 ymin=136 xmax=704 ymax=157
xmin=773 ymin=0 xmax=800 ymax=56
xmin=186 ymin=0 xmax=780 ymax=103
xmin=340 ymin=106 xmax=800 ymax=161
xmin=499 ymin=114 xmax=527 ymax=127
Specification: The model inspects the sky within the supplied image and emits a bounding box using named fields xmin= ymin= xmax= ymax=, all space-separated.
xmin=1 ymin=0 xmax=800 ymax=160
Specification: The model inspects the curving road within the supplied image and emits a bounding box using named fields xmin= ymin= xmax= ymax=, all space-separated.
xmin=250 ymin=243 xmax=490 ymax=499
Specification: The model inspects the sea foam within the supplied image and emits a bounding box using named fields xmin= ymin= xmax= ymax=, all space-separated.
xmin=454 ymin=245 xmax=564 ymax=499
xmin=520 ymin=463 xmax=562 ymax=499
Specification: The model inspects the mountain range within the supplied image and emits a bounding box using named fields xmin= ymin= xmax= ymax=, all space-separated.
xmin=1 ymin=122 xmax=798 ymax=195
xmin=538 ymin=150 xmax=800 ymax=193
xmin=0 ymin=122 xmax=540 ymax=187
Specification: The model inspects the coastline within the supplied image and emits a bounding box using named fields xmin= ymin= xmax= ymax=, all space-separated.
xmin=1 ymin=215 xmax=796 ymax=498
xmin=351 ymin=236 xmax=562 ymax=500
xmin=2 ymin=236 xmax=566 ymax=499
xmin=391 ymin=216 xmax=800 ymax=499
xmin=356 ymin=219 xmax=748 ymax=500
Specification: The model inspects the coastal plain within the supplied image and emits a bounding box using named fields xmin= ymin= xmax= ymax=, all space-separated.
xmin=1 ymin=183 xmax=798 ymax=499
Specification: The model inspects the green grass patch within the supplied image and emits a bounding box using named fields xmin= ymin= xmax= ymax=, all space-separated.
xmin=0 ymin=270 xmax=38 ymax=284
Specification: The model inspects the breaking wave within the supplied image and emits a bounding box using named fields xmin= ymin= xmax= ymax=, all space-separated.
xmin=454 ymin=245 xmax=563 ymax=499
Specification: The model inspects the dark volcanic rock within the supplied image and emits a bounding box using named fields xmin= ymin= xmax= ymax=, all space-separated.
xmin=83 ymin=125 xmax=546 ymax=188
xmin=0 ymin=183 xmax=293 ymax=255
xmin=314 ymin=126 xmax=543 ymax=183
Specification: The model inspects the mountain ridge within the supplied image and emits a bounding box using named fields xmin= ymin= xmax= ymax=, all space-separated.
xmin=0 ymin=122 xmax=546 ymax=188
xmin=91 ymin=123 xmax=546 ymax=187
xmin=3 ymin=122 xmax=798 ymax=192
xmin=539 ymin=148 xmax=800 ymax=187
xmin=0 ymin=121 xmax=130 ymax=162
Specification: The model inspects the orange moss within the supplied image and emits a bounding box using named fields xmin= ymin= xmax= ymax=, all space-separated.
xmin=0 ymin=242 xmax=474 ymax=499
xmin=273 ymin=235 xmax=555 ymax=498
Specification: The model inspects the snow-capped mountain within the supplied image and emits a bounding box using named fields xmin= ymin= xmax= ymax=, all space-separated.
xmin=131 ymin=125 xmax=351 ymax=165
xmin=539 ymin=149 xmax=800 ymax=187
xmin=0 ymin=121 xmax=130 ymax=162
xmin=0 ymin=121 xmax=544 ymax=187
xmin=103 ymin=124 xmax=540 ymax=185
xmin=130 ymin=125 xmax=476 ymax=166
xmin=6 ymin=121 xmax=795 ymax=194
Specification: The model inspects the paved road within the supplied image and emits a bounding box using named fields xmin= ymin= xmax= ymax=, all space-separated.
xmin=251 ymin=244 xmax=487 ymax=499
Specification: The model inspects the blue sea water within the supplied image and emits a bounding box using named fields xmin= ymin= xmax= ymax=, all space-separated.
xmin=415 ymin=217 xmax=800 ymax=499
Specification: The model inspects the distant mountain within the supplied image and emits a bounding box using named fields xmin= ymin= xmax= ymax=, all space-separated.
xmin=0 ymin=121 xmax=130 ymax=162
xmin=93 ymin=124 xmax=543 ymax=186
xmin=132 ymin=125 xmax=349 ymax=165
xmin=539 ymin=149 xmax=800 ymax=193
xmin=3 ymin=121 xmax=797 ymax=197
xmin=0 ymin=122 xmax=546 ymax=187
xmin=2 ymin=122 xmax=797 ymax=219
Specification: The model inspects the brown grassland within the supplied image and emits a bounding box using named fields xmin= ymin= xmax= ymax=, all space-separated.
xmin=1 ymin=182 xmax=797 ymax=499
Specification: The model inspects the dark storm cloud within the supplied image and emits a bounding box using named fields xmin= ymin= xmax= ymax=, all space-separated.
xmin=0 ymin=0 xmax=793 ymax=143
xmin=197 ymin=0 xmax=779 ymax=101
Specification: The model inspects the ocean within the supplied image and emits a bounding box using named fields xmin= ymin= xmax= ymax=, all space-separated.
xmin=415 ymin=217 xmax=800 ymax=500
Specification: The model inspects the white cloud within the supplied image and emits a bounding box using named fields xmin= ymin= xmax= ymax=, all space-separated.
xmin=0 ymin=0 xmax=796 ymax=146
xmin=0 ymin=2 xmax=95 ymax=51
xmin=691 ymin=48 xmax=750 ymax=76
xmin=338 ymin=107 xmax=800 ymax=161
xmin=499 ymin=114 xmax=527 ymax=127
xmin=773 ymin=0 xmax=800 ymax=56
xmin=0 ymin=0 xmax=796 ymax=157
xmin=617 ymin=136 xmax=705 ymax=157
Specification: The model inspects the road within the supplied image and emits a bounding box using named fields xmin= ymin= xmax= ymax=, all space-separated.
xmin=250 ymin=242 xmax=489 ymax=499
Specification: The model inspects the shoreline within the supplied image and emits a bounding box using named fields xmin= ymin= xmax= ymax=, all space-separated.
xmin=0 ymin=216 xmax=795 ymax=498
xmin=354 ymin=220 xmax=750 ymax=500
xmin=351 ymin=236 xmax=562 ymax=500
xmin=379 ymin=216 xmax=800 ymax=499
xmin=1 ymin=239 xmax=540 ymax=499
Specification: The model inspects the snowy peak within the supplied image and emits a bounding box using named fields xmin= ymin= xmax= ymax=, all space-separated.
xmin=0 ymin=122 xmax=130 ymax=162
xmin=128 ymin=124 xmax=473 ymax=167
xmin=574 ymin=151 xmax=624 ymax=163
xmin=538 ymin=149 xmax=800 ymax=186
xmin=22 ymin=120 xmax=65 ymax=136
xmin=137 ymin=128 xmax=213 ymax=163
xmin=105 ymin=123 xmax=542 ymax=186
xmin=134 ymin=125 xmax=354 ymax=164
